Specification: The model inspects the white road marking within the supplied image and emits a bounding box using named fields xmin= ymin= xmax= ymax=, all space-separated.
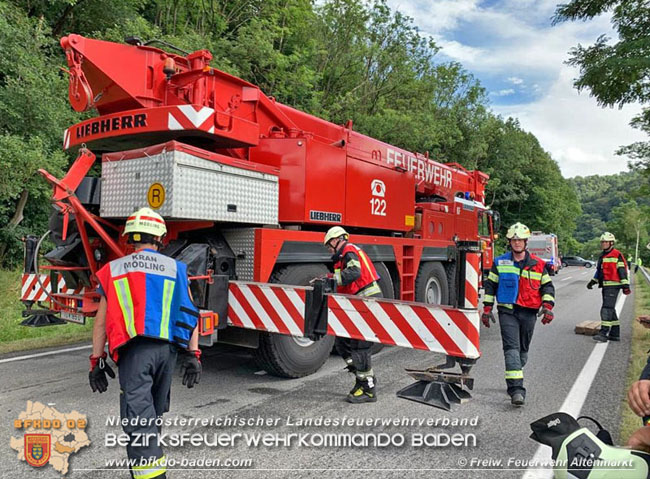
xmin=522 ymin=292 xmax=627 ymax=479
xmin=560 ymin=276 xmax=573 ymax=281
xmin=0 ymin=344 xmax=91 ymax=364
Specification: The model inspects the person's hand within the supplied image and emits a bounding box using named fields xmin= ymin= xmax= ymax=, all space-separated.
xmin=626 ymin=426 xmax=650 ymax=453
xmin=89 ymin=353 xmax=115 ymax=393
xmin=180 ymin=349 xmax=202 ymax=388
xmin=628 ymin=379 xmax=650 ymax=417
xmin=587 ymin=278 xmax=597 ymax=290
xmin=309 ymin=273 xmax=333 ymax=284
xmin=623 ymin=286 xmax=631 ymax=295
xmin=481 ymin=306 xmax=495 ymax=328
xmin=538 ymin=303 xmax=554 ymax=325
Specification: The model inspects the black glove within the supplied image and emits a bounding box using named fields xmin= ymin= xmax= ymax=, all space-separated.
xmin=180 ymin=350 xmax=202 ymax=389
xmin=89 ymin=354 xmax=115 ymax=393
xmin=587 ymin=279 xmax=597 ymax=290
xmin=623 ymin=285 xmax=631 ymax=295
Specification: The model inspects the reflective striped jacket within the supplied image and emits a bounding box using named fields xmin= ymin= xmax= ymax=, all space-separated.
xmin=96 ymin=248 xmax=199 ymax=361
xmin=594 ymin=248 xmax=629 ymax=288
xmin=332 ymin=243 xmax=381 ymax=297
xmin=483 ymin=251 xmax=555 ymax=311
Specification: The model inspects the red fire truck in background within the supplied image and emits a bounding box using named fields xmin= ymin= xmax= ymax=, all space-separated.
xmin=21 ymin=34 xmax=499 ymax=382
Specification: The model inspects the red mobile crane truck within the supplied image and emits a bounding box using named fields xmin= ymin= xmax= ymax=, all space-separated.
xmin=21 ymin=35 xmax=499 ymax=399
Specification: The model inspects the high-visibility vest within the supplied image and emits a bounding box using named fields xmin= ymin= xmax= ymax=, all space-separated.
xmin=597 ymin=248 xmax=629 ymax=287
xmin=333 ymin=243 xmax=381 ymax=296
xmin=493 ymin=252 xmax=554 ymax=309
xmin=96 ymin=249 xmax=199 ymax=361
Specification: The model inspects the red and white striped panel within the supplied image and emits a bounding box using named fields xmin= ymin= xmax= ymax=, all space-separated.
xmin=464 ymin=252 xmax=480 ymax=309
xmin=326 ymin=295 xmax=480 ymax=359
xmin=227 ymin=282 xmax=306 ymax=336
xmin=226 ymin=281 xmax=480 ymax=359
xmin=21 ymin=274 xmax=86 ymax=302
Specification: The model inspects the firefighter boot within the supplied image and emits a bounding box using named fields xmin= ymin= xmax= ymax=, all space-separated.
xmin=593 ymin=333 xmax=608 ymax=342
xmin=349 ymin=376 xmax=362 ymax=396
xmin=608 ymin=324 xmax=620 ymax=341
xmin=346 ymin=373 xmax=377 ymax=403
xmin=511 ymin=393 xmax=525 ymax=407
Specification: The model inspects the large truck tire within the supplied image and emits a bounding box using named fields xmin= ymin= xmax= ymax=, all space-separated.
xmin=374 ymin=262 xmax=394 ymax=300
xmin=444 ymin=261 xmax=457 ymax=307
xmin=255 ymin=264 xmax=335 ymax=378
xmin=415 ymin=261 xmax=450 ymax=305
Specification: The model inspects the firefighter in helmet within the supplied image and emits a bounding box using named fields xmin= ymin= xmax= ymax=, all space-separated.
xmin=587 ymin=232 xmax=630 ymax=342
xmin=90 ymin=207 xmax=202 ymax=479
xmin=324 ymin=226 xmax=382 ymax=403
xmin=482 ymin=222 xmax=556 ymax=407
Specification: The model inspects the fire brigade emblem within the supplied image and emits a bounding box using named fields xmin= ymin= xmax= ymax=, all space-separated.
xmin=24 ymin=434 xmax=51 ymax=467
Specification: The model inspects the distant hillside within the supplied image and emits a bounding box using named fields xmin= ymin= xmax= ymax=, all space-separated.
xmin=568 ymin=171 xmax=648 ymax=244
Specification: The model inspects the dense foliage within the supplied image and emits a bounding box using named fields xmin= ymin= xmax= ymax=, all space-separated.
xmin=0 ymin=0 xmax=581 ymax=267
xmin=554 ymin=0 xmax=650 ymax=184
xmin=569 ymin=171 xmax=650 ymax=261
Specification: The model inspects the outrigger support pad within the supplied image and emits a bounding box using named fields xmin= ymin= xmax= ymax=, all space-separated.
xmin=396 ymin=368 xmax=474 ymax=411
xmin=20 ymin=308 xmax=66 ymax=327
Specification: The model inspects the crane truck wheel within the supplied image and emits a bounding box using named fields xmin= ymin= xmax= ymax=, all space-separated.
xmin=415 ymin=262 xmax=450 ymax=306
xmin=444 ymin=262 xmax=457 ymax=307
xmin=255 ymin=264 xmax=335 ymax=378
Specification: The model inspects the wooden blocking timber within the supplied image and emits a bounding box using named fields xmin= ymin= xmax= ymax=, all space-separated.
xmin=575 ymin=321 xmax=601 ymax=335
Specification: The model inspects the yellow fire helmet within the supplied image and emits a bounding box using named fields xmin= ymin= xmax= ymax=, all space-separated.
xmin=506 ymin=222 xmax=531 ymax=240
xmin=324 ymin=226 xmax=349 ymax=245
xmin=600 ymin=232 xmax=616 ymax=243
xmin=123 ymin=207 xmax=167 ymax=238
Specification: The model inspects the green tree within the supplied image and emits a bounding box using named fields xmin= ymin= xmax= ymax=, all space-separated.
xmin=607 ymin=200 xmax=649 ymax=261
xmin=312 ymin=0 xmax=489 ymax=166
xmin=477 ymin=117 xmax=581 ymax=250
xmin=569 ymin=170 xmax=649 ymax=244
xmin=0 ymin=1 xmax=75 ymax=266
xmin=554 ymin=0 xmax=650 ymax=177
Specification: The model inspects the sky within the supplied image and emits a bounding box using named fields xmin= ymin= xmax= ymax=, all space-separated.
xmin=384 ymin=0 xmax=646 ymax=178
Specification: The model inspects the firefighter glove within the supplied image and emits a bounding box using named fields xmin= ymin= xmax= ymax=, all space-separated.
xmin=481 ymin=306 xmax=495 ymax=328
xmin=623 ymin=285 xmax=631 ymax=295
xmin=587 ymin=278 xmax=597 ymax=290
xmin=89 ymin=353 xmax=115 ymax=393
xmin=309 ymin=273 xmax=333 ymax=284
xmin=180 ymin=349 xmax=202 ymax=389
xmin=539 ymin=303 xmax=554 ymax=325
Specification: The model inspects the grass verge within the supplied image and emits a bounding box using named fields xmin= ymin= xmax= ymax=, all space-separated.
xmin=620 ymin=270 xmax=650 ymax=443
xmin=0 ymin=268 xmax=92 ymax=355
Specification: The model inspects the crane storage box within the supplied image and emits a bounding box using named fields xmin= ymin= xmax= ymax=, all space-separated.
xmin=100 ymin=141 xmax=279 ymax=224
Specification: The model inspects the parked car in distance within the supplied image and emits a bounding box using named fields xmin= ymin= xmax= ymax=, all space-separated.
xmin=561 ymin=256 xmax=593 ymax=268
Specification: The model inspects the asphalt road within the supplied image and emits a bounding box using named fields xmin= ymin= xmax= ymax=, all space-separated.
xmin=1 ymin=266 xmax=637 ymax=478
